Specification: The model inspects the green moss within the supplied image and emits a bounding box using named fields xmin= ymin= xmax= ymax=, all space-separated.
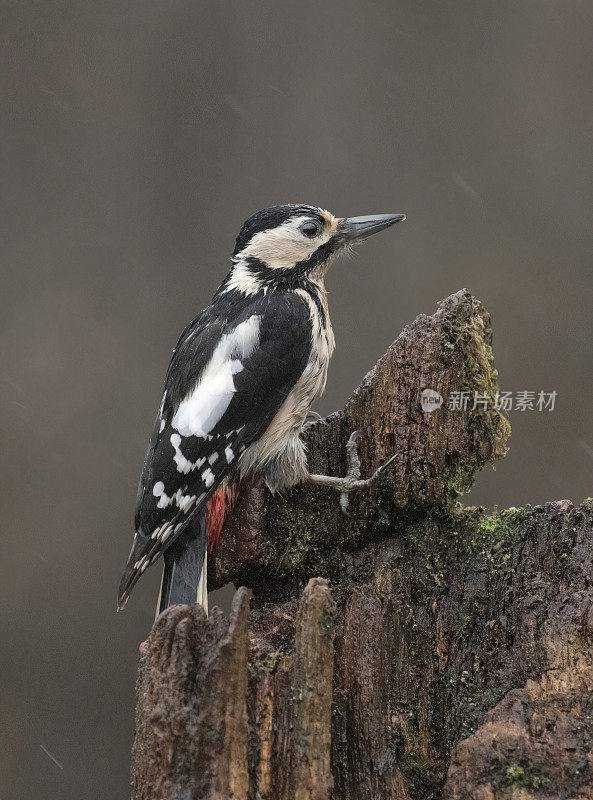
xmin=460 ymin=314 xmax=510 ymax=460
xmin=276 ymin=497 xmax=317 ymax=571
xmin=441 ymin=505 xmax=529 ymax=571
xmin=442 ymin=453 xmax=478 ymax=504
xmin=272 ymin=485 xmax=346 ymax=573
xmin=469 ymin=507 xmax=527 ymax=562
xmin=400 ymin=513 xmax=432 ymax=546
xmin=441 ymin=301 xmax=511 ymax=504
xmin=476 ymin=507 xmax=526 ymax=542
xmin=270 ymin=485 xmax=529 ymax=593
xmin=505 ymin=763 xmax=525 ymax=784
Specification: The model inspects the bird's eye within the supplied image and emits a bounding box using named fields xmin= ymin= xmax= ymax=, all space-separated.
xmin=299 ymin=220 xmax=321 ymax=238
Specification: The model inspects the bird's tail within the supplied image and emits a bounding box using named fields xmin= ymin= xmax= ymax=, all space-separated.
xmin=157 ymin=509 xmax=208 ymax=617
xmin=156 ymin=480 xmax=237 ymax=617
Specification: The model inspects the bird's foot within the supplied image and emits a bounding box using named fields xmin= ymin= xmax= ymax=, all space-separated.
xmin=302 ymin=410 xmax=326 ymax=431
xmin=306 ymin=430 xmax=397 ymax=513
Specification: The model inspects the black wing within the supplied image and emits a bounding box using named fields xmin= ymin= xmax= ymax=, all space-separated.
xmin=118 ymin=291 xmax=312 ymax=605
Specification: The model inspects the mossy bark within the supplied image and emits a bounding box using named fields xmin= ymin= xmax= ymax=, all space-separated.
xmin=130 ymin=291 xmax=593 ymax=800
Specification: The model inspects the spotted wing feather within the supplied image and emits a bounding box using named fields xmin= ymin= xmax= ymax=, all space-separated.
xmin=118 ymin=292 xmax=312 ymax=606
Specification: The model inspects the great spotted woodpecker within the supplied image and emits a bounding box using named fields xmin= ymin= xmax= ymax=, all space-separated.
xmin=118 ymin=205 xmax=405 ymax=613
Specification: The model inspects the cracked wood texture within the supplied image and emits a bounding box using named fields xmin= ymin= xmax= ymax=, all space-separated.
xmin=130 ymin=291 xmax=593 ymax=800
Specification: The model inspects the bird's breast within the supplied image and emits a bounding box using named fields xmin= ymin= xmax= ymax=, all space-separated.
xmin=239 ymin=283 xmax=334 ymax=483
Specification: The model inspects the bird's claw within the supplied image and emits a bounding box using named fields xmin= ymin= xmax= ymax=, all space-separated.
xmin=302 ymin=410 xmax=327 ymax=431
xmin=307 ymin=431 xmax=397 ymax=514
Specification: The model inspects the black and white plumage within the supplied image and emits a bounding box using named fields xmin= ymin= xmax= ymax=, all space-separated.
xmin=118 ymin=204 xmax=405 ymax=612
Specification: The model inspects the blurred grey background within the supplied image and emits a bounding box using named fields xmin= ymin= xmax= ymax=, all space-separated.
xmin=1 ymin=1 xmax=592 ymax=797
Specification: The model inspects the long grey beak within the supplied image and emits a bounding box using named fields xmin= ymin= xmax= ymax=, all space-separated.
xmin=339 ymin=213 xmax=406 ymax=242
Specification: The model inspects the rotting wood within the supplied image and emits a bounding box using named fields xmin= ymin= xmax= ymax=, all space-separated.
xmin=130 ymin=291 xmax=593 ymax=800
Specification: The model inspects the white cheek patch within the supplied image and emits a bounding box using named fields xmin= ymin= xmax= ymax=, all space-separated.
xmin=172 ymin=315 xmax=260 ymax=437
xmin=240 ymin=219 xmax=332 ymax=270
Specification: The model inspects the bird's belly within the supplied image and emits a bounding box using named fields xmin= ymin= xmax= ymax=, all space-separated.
xmin=239 ymin=353 xmax=329 ymax=490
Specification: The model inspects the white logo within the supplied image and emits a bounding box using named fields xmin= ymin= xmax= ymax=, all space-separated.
xmin=421 ymin=388 xmax=443 ymax=412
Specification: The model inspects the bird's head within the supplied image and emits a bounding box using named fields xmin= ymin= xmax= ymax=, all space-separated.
xmin=225 ymin=204 xmax=405 ymax=293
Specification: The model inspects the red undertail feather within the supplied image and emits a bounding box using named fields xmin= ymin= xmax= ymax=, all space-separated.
xmin=206 ymin=481 xmax=237 ymax=552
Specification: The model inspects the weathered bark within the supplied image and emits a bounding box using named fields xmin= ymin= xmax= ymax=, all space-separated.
xmin=212 ymin=289 xmax=509 ymax=594
xmin=130 ymin=290 xmax=593 ymax=800
xmin=132 ymin=578 xmax=336 ymax=800
xmin=131 ymin=589 xmax=251 ymax=799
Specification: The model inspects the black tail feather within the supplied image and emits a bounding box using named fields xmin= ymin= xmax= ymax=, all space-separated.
xmin=158 ymin=511 xmax=207 ymax=614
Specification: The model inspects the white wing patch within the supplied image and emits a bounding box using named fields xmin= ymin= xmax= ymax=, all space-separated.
xmin=172 ymin=315 xmax=261 ymax=438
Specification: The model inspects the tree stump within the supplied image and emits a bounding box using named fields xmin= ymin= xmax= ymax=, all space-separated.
xmin=130 ymin=290 xmax=593 ymax=800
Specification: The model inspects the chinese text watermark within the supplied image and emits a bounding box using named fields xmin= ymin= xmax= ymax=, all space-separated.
xmin=420 ymin=389 xmax=557 ymax=413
